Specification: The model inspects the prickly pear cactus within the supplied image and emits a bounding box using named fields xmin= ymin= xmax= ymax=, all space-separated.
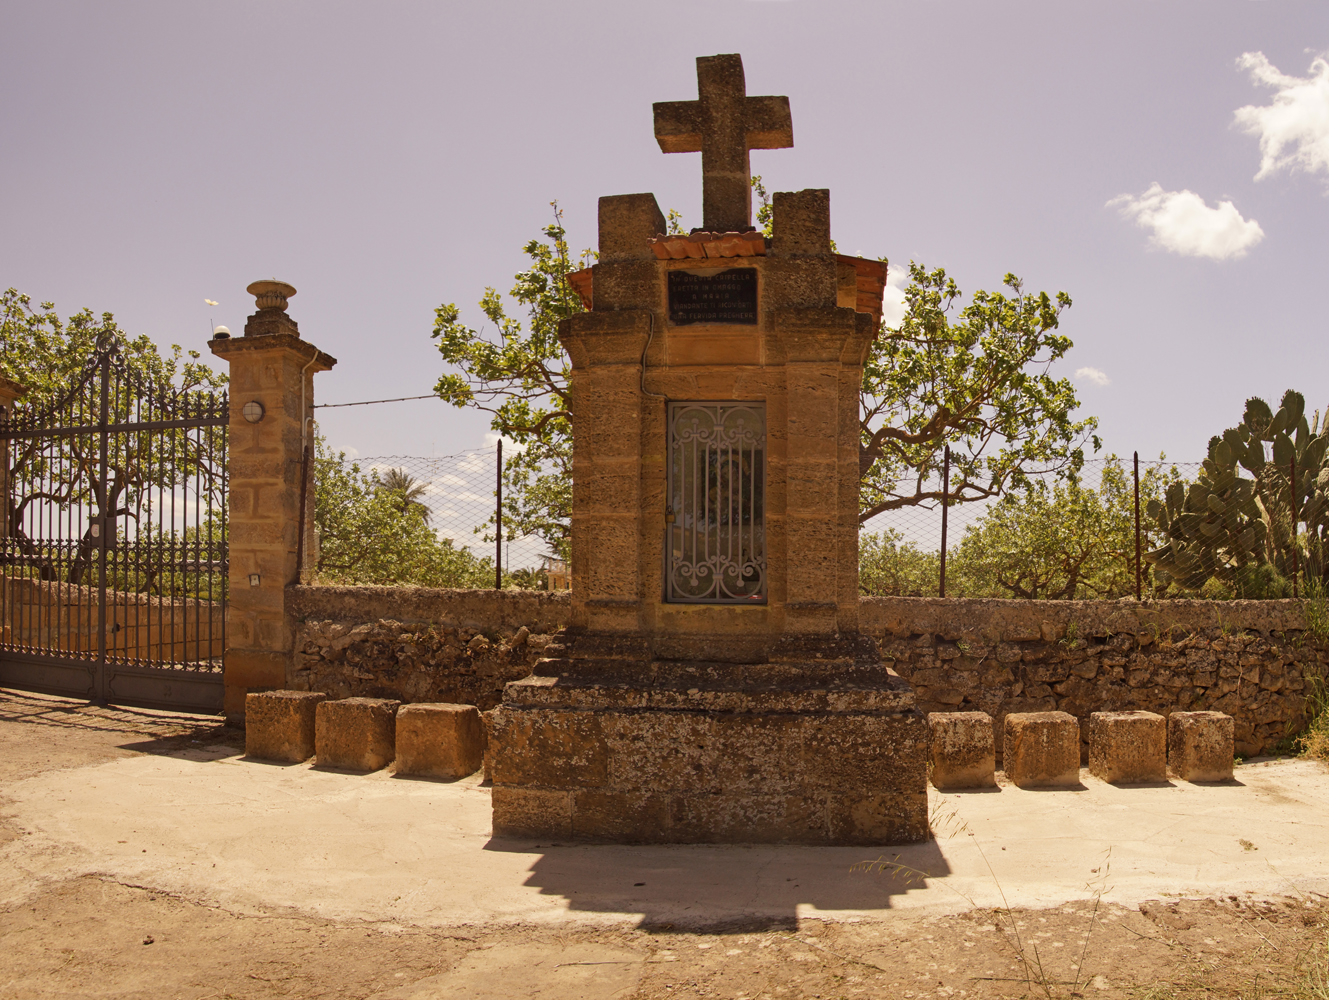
xmin=1237 ymin=391 xmax=1329 ymax=584
xmin=1149 ymin=390 xmax=1329 ymax=593
xmin=1145 ymin=434 xmax=1265 ymax=590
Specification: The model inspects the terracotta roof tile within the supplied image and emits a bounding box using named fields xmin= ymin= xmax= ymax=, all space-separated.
xmin=649 ymin=230 xmax=767 ymax=260
xmin=836 ymin=254 xmax=888 ymax=328
xmin=567 ymin=268 xmax=593 ymax=311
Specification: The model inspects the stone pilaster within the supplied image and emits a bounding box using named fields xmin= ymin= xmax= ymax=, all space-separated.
xmin=769 ymin=189 xmax=861 ymax=634
xmin=210 ymin=285 xmax=335 ymax=723
xmin=557 ymin=194 xmax=664 ymax=634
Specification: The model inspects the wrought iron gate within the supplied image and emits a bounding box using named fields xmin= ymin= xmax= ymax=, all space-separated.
xmin=0 ymin=342 xmax=228 ymax=712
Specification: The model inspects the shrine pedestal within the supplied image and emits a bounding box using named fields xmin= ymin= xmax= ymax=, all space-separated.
xmin=491 ymin=633 xmax=929 ymax=845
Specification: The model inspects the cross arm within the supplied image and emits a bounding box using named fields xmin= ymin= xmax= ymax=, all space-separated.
xmin=653 ymin=100 xmax=703 ymax=153
xmin=744 ymin=95 xmax=793 ymax=149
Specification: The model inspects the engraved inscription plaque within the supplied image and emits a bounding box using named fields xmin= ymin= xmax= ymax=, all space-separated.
xmin=667 ymin=268 xmax=758 ymax=326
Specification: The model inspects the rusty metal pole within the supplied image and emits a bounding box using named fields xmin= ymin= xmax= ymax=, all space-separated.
xmin=1292 ymin=454 xmax=1299 ymax=599
xmin=495 ymin=439 xmax=503 ymax=590
xmin=939 ymin=445 xmax=949 ymax=598
xmin=1134 ymin=451 xmax=1142 ymax=601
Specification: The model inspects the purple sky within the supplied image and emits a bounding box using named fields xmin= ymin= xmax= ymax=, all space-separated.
xmin=3 ymin=1 xmax=1327 ymax=466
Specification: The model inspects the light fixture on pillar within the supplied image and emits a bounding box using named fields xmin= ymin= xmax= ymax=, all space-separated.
xmin=242 ymin=400 xmax=265 ymax=423
xmin=248 ymin=573 xmax=261 ymax=587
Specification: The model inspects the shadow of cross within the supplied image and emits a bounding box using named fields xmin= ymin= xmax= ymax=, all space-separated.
xmin=653 ymin=53 xmax=793 ymax=235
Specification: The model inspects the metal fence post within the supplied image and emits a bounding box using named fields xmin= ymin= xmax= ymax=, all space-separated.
xmin=495 ymin=438 xmax=503 ymax=590
xmin=1291 ymin=454 xmax=1299 ymax=599
xmin=95 ymin=352 xmax=110 ymax=703
xmin=1134 ymin=451 xmax=1141 ymax=601
xmin=939 ymin=445 xmax=949 ymax=598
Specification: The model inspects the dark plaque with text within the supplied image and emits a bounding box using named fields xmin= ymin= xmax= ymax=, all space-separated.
xmin=667 ymin=268 xmax=758 ymax=326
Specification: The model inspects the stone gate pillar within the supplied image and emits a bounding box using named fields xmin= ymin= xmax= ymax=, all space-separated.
xmin=210 ymin=281 xmax=336 ymax=724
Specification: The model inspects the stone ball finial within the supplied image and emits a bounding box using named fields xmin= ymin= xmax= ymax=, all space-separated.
xmin=247 ymin=280 xmax=297 ymax=313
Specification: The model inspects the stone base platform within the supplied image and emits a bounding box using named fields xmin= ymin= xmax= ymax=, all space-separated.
xmin=490 ymin=634 xmax=929 ymax=845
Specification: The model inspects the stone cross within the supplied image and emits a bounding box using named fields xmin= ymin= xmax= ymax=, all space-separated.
xmin=653 ymin=53 xmax=793 ymax=234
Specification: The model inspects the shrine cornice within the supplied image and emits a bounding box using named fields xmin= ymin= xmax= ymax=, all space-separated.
xmin=566 ymin=252 xmax=888 ymax=328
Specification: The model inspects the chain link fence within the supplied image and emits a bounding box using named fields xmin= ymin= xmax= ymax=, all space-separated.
xmin=326 ymin=440 xmax=1307 ymax=599
xmin=858 ymin=457 xmax=1204 ymax=599
xmin=337 ymin=447 xmax=552 ymax=579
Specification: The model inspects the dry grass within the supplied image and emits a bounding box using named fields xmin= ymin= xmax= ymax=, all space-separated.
xmin=1126 ymin=897 xmax=1329 ymax=1000
xmin=1302 ymin=712 xmax=1329 ymax=763
xmin=1296 ymin=668 xmax=1329 ymax=764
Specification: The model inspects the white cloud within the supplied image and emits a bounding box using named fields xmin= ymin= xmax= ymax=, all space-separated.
xmin=1234 ymin=51 xmax=1329 ymax=181
xmin=1075 ymin=367 xmax=1110 ymax=386
xmin=456 ymin=453 xmax=486 ymax=473
xmin=1107 ymin=183 xmax=1264 ymax=260
xmin=880 ymin=266 xmax=909 ymax=328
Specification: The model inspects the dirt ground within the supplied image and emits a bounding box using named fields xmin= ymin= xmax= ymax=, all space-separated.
xmin=2 ymin=689 xmax=1327 ymax=1000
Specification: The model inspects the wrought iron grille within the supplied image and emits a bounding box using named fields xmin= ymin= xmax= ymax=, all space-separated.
xmin=666 ymin=401 xmax=766 ymax=603
xmin=0 ymin=342 xmax=228 ymax=711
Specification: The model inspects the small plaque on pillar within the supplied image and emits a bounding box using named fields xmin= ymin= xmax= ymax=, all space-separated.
xmin=667 ymin=268 xmax=758 ymax=326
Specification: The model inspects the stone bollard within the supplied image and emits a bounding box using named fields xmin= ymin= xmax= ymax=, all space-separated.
xmin=395 ymin=704 xmax=485 ymax=779
xmin=1088 ymin=711 xmax=1167 ymax=784
xmin=1003 ymin=711 xmax=1081 ymax=788
xmin=244 ymin=690 xmax=326 ymax=762
xmin=1167 ymin=711 xmax=1235 ymax=781
xmin=315 ymin=697 xmax=400 ymax=771
xmin=928 ymin=712 xmax=996 ymax=790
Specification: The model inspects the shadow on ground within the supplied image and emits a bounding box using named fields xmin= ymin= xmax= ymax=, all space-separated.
xmin=486 ymin=834 xmax=952 ymax=932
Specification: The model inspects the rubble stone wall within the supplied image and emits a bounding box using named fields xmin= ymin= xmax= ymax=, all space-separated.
xmin=286 ymin=587 xmax=1322 ymax=757
xmin=287 ymin=586 xmax=569 ymax=710
xmin=861 ymin=597 xmax=1324 ymax=758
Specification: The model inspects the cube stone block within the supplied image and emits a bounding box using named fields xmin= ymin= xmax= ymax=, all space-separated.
xmin=315 ymin=697 xmax=400 ymax=772
xmin=1088 ymin=711 xmax=1166 ymax=784
xmin=928 ymin=711 xmax=996 ymax=790
xmin=395 ymin=703 xmax=485 ymax=779
xmin=1003 ymin=711 xmax=1081 ymax=788
xmin=244 ymin=690 xmax=325 ymax=762
xmin=1167 ymin=711 xmax=1234 ymax=781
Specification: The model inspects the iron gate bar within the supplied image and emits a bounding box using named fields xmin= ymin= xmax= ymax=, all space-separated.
xmin=97 ymin=349 xmax=109 ymax=701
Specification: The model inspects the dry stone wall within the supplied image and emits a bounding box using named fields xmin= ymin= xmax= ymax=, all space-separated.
xmin=285 ymin=587 xmax=1321 ymax=756
xmin=861 ymin=597 xmax=1324 ymax=758
xmin=287 ymin=586 xmax=569 ymax=710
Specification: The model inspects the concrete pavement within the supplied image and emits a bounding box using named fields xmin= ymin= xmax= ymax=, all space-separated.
xmin=3 ymin=745 xmax=1327 ymax=931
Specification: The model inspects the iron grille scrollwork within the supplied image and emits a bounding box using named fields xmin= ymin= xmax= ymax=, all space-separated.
xmin=666 ymin=401 xmax=766 ymax=603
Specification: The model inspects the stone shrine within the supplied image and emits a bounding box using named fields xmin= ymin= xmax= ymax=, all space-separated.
xmin=491 ymin=54 xmax=928 ymax=844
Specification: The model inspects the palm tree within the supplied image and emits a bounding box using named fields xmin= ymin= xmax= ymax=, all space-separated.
xmin=380 ymin=468 xmax=431 ymax=524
